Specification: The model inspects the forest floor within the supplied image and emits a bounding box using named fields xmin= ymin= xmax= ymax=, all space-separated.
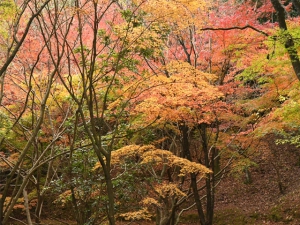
xmin=182 ymin=137 xmax=300 ymax=225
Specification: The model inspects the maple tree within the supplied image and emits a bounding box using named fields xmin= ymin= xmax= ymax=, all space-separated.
xmin=97 ymin=144 xmax=212 ymax=225
xmin=123 ymin=3 xmax=229 ymax=224
xmin=128 ymin=1 xmax=241 ymax=223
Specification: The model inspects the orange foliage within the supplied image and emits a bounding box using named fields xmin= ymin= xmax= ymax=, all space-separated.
xmin=132 ymin=60 xmax=223 ymax=126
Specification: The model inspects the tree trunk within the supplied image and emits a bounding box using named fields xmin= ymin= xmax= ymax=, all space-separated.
xmin=179 ymin=124 xmax=206 ymax=225
xmin=106 ymin=174 xmax=116 ymax=225
xmin=23 ymin=188 xmax=33 ymax=225
xmin=35 ymin=188 xmax=43 ymax=224
xmin=100 ymin=157 xmax=115 ymax=225
xmin=244 ymin=167 xmax=253 ymax=184
xmin=270 ymin=0 xmax=300 ymax=80
xmin=199 ymin=124 xmax=214 ymax=225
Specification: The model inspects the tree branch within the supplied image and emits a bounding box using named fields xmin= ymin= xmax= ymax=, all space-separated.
xmin=0 ymin=0 xmax=51 ymax=78
xmin=201 ymin=25 xmax=269 ymax=37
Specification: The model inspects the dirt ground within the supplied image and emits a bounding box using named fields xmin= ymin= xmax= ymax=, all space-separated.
xmin=211 ymin=139 xmax=300 ymax=225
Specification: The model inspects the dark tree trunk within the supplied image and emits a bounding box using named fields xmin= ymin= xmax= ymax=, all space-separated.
xmin=292 ymin=0 xmax=300 ymax=13
xmin=270 ymin=0 xmax=300 ymax=80
xmin=179 ymin=124 xmax=207 ymax=225
xmin=199 ymin=124 xmax=214 ymax=225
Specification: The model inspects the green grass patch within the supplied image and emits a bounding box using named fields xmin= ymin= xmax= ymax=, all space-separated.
xmin=214 ymin=208 xmax=258 ymax=225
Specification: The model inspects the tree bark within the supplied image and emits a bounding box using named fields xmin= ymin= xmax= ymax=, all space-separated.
xmin=180 ymin=124 xmax=206 ymax=225
xmin=270 ymin=0 xmax=300 ymax=80
xmin=23 ymin=188 xmax=33 ymax=225
xmin=199 ymin=124 xmax=214 ymax=225
xmin=104 ymin=163 xmax=116 ymax=225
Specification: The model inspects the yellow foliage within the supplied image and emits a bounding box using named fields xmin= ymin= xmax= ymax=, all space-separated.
xmin=53 ymin=190 xmax=72 ymax=207
xmin=0 ymin=0 xmax=17 ymax=39
xmin=142 ymin=197 xmax=161 ymax=207
xmin=112 ymin=144 xmax=156 ymax=164
xmin=134 ymin=60 xmax=223 ymax=125
xmin=119 ymin=207 xmax=153 ymax=221
xmin=140 ymin=149 xmax=173 ymax=164
xmin=133 ymin=0 xmax=209 ymax=30
xmin=164 ymin=61 xmax=217 ymax=84
xmin=155 ymin=183 xmax=186 ymax=198
xmin=114 ymin=22 xmax=166 ymax=58
xmin=93 ymin=144 xmax=212 ymax=176
xmin=97 ymin=144 xmax=212 ymax=221
xmin=168 ymin=155 xmax=212 ymax=176
xmin=93 ymin=145 xmax=154 ymax=170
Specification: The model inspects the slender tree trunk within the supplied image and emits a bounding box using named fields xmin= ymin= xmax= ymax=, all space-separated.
xmin=106 ymin=173 xmax=116 ymax=225
xmin=219 ymin=59 xmax=231 ymax=85
xmin=270 ymin=0 xmax=300 ymax=80
xmin=0 ymin=82 xmax=53 ymax=224
xmin=92 ymin=147 xmax=115 ymax=225
xmin=35 ymin=182 xmax=43 ymax=224
xmin=244 ymin=167 xmax=253 ymax=184
xmin=169 ymin=203 xmax=177 ymax=225
xmin=23 ymin=188 xmax=33 ymax=225
xmin=180 ymin=124 xmax=206 ymax=225
xmin=99 ymin=156 xmax=115 ymax=225
xmin=0 ymin=198 xmax=3 ymax=225
xmin=199 ymin=124 xmax=214 ymax=225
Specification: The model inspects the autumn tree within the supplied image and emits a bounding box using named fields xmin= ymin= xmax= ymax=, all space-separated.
xmin=115 ymin=1 xmax=235 ymax=225
xmin=128 ymin=58 xmax=226 ymax=225
xmin=105 ymin=145 xmax=212 ymax=225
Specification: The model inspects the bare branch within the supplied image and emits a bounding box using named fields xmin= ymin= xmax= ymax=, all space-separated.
xmin=201 ymin=25 xmax=269 ymax=37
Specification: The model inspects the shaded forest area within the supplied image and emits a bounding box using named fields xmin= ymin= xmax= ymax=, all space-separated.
xmin=1 ymin=0 xmax=300 ymax=224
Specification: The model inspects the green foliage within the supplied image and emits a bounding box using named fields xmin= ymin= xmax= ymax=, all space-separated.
xmin=276 ymin=26 xmax=300 ymax=49
xmin=51 ymin=147 xmax=104 ymax=223
xmin=269 ymin=84 xmax=300 ymax=144
xmin=279 ymin=101 xmax=300 ymax=122
xmin=53 ymin=148 xmax=99 ymax=190
xmin=97 ymin=29 xmax=111 ymax=46
xmin=0 ymin=0 xmax=16 ymax=40
xmin=264 ymin=29 xmax=299 ymax=71
xmin=289 ymin=27 xmax=300 ymax=49
xmin=268 ymin=205 xmax=284 ymax=222
xmin=112 ymin=163 xmax=152 ymax=210
xmin=0 ymin=0 xmax=16 ymax=19
xmin=230 ymin=157 xmax=258 ymax=180
xmin=236 ymin=55 xmax=270 ymax=86
xmin=0 ymin=110 xmax=13 ymax=140
xmin=276 ymin=132 xmax=300 ymax=147
xmin=121 ymin=9 xmax=138 ymax=24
